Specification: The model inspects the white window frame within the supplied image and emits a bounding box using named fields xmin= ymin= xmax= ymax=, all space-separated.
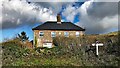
xmin=39 ymin=31 xmax=44 ymax=37
xmin=59 ymin=32 xmax=61 ymax=35
xmin=51 ymin=32 xmax=56 ymax=37
xmin=64 ymin=32 xmax=69 ymax=37
xmin=76 ymin=32 xmax=80 ymax=37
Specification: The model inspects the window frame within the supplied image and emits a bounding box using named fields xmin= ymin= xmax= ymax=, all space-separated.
xmin=76 ymin=31 xmax=80 ymax=37
xmin=39 ymin=31 xmax=44 ymax=37
xmin=64 ymin=32 xmax=69 ymax=37
xmin=51 ymin=32 xmax=56 ymax=37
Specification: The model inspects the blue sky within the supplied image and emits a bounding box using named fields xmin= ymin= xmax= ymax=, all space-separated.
xmin=1 ymin=0 xmax=119 ymax=42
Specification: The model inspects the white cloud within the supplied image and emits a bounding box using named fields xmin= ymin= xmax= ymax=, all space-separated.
xmin=100 ymin=15 xmax=118 ymax=29
xmin=30 ymin=0 xmax=79 ymax=2
xmin=1 ymin=0 xmax=119 ymax=34
xmin=79 ymin=0 xmax=93 ymax=15
xmin=37 ymin=9 xmax=56 ymax=22
xmin=62 ymin=5 xmax=77 ymax=22
xmin=76 ymin=0 xmax=118 ymax=34
xmin=34 ymin=2 xmax=73 ymax=15
xmin=1 ymin=0 xmax=78 ymax=29
xmin=1 ymin=0 xmax=56 ymax=29
xmin=62 ymin=0 xmax=93 ymax=22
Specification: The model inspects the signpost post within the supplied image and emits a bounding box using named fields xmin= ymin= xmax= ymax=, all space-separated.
xmin=92 ymin=43 xmax=103 ymax=56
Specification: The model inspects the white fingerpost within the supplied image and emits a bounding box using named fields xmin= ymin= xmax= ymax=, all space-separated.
xmin=92 ymin=43 xmax=103 ymax=56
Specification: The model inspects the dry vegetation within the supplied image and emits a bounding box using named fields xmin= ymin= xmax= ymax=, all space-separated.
xmin=1 ymin=31 xmax=120 ymax=67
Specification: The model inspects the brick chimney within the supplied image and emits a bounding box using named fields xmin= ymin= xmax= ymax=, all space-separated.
xmin=57 ymin=14 xmax=61 ymax=24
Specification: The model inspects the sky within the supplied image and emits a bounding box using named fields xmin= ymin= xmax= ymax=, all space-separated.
xmin=0 ymin=0 xmax=120 ymax=42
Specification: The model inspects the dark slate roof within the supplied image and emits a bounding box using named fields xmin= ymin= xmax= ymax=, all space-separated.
xmin=32 ymin=21 xmax=85 ymax=31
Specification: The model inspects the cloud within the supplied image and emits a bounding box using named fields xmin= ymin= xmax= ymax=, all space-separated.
xmin=1 ymin=0 xmax=119 ymax=34
xmin=1 ymin=0 xmax=78 ymax=29
xmin=87 ymin=2 xmax=118 ymax=19
xmin=62 ymin=4 xmax=77 ymax=22
xmin=93 ymin=0 xmax=120 ymax=2
xmin=29 ymin=0 xmax=79 ymax=2
xmin=75 ymin=0 xmax=118 ymax=34
xmin=33 ymin=2 xmax=77 ymax=15
xmin=1 ymin=0 xmax=57 ymax=29
xmin=79 ymin=15 xmax=118 ymax=34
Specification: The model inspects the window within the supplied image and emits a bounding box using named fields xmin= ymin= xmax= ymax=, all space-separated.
xmin=64 ymin=32 xmax=69 ymax=37
xmin=59 ymin=32 xmax=61 ymax=35
xmin=76 ymin=32 xmax=80 ymax=37
xmin=51 ymin=32 xmax=56 ymax=37
xmin=39 ymin=31 xmax=44 ymax=37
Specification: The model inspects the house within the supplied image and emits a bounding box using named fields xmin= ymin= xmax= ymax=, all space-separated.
xmin=32 ymin=14 xmax=85 ymax=48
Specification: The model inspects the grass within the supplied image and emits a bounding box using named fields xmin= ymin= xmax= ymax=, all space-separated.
xmin=1 ymin=31 xmax=120 ymax=67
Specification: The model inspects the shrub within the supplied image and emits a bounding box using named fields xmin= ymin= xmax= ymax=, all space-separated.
xmin=2 ymin=39 xmax=32 ymax=65
xmin=53 ymin=36 xmax=81 ymax=47
xmin=2 ymin=32 xmax=119 ymax=66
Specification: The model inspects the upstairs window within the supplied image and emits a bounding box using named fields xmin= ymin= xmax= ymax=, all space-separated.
xmin=64 ymin=32 xmax=69 ymax=37
xmin=59 ymin=32 xmax=61 ymax=35
xmin=39 ymin=31 xmax=44 ymax=37
xmin=51 ymin=32 xmax=56 ymax=37
xmin=76 ymin=32 xmax=80 ymax=37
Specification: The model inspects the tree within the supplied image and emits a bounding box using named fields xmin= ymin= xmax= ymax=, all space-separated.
xmin=18 ymin=31 xmax=29 ymax=42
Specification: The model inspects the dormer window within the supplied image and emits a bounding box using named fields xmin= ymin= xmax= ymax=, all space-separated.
xmin=51 ymin=32 xmax=56 ymax=37
xmin=39 ymin=31 xmax=44 ymax=37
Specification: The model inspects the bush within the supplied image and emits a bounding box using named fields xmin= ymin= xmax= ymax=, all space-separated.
xmin=2 ymin=33 xmax=119 ymax=66
xmin=2 ymin=39 xmax=32 ymax=65
xmin=53 ymin=36 xmax=81 ymax=47
xmin=52 ymin=35 xmax=119 ymax=66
